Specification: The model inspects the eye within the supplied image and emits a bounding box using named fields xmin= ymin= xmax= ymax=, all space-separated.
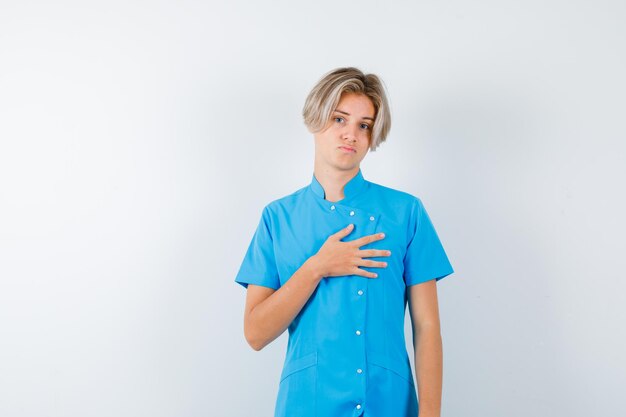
xmin=334 ymin=116 xmax=344 ymax=123
xmin=361 ymin=123 xmax=371 ymax=130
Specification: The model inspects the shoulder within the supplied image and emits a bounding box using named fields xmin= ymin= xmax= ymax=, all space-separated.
xmin=364 ymin=181 xmax=428 ymax=231
xmin=367 ymin=180 xmax=422 ymax=209
xmin=261 ymin=185 xmax=310 ymax=216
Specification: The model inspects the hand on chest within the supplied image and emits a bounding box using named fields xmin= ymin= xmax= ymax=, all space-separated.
xmin=273 ymin=199 xmax=407 ymax=286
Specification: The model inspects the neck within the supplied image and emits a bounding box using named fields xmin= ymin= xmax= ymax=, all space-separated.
xmin=313 ymin=161 xmax=360 ymax=202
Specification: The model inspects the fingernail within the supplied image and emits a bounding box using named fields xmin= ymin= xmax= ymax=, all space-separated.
xmin=379 ymin=233 xmax=385 ymax=238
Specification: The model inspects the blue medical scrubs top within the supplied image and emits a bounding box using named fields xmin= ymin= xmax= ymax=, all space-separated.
xmin=235 ymin=168 xmax=454 ymax=417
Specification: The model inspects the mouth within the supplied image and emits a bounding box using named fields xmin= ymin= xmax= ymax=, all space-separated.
xmin=338 ymin=146 xmax=356 ymax=153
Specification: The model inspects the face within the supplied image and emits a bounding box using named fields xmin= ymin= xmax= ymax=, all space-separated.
xmin=313 ymin=92 xmax=375 ymax=172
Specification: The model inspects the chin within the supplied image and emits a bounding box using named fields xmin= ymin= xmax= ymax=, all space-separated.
xmin=339 ymin=161 xmax=361 ymax=171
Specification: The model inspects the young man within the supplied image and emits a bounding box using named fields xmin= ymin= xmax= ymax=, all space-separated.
xmin=235 ymin=67 xmax=455 ymax=417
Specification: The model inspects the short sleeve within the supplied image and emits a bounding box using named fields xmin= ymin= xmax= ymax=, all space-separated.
xmin=403 ymin=198 xmax=454 ymax=286
xmin=234 ymin=205 xmax=281 ymax=290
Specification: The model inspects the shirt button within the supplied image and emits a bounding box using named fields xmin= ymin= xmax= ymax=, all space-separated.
xmin=369 ymin=216 xmax=374 ymax=221
xmin=357 ymin=290 xmax=363 ymax=296
xmin=356 ymin=404 xmax=362 ymax=410
xmin=330 ymin=205 xmax=335 ymax=210
xmin=355 ymin=330 xmax=361 ymax=336
xmin=357 ymin=368 xmax=363 ymax=374
xmin=349 ymin=210 xmax=355 ymax=216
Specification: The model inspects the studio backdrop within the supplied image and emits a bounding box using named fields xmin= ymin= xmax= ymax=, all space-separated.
xmin=0 ymin=1 xmax=624 ymax=416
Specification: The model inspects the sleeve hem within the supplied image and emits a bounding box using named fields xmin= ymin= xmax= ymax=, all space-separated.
xmin=405 ymin=269 xmax=454 ymax=287
xmin=235 ymin=278 xmax=280 ymax=290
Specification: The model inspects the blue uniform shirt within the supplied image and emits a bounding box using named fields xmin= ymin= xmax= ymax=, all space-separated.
xmin=235 ymin=168 xmax=454 ymax=417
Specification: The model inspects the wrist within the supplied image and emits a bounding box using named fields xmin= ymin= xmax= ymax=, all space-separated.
xmin=304 ymin=255 xmax=325 ymax=282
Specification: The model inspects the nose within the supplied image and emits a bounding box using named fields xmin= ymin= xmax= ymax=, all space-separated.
xmin=342 ymin=123 xmax=359 ymax=143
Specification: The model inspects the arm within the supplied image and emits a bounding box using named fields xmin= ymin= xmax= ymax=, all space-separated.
xmin=243 ymin=257 xmax=322 ymax=351
xmin=408 ymin=279 xmax=443 ymax=417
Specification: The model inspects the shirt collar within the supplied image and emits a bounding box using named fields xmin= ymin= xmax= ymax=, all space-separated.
xmin=309 ymin=168 xmax=368 ymax=202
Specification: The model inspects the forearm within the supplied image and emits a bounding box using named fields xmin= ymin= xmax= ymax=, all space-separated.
xmin=414 ymin=325 xmax=443 ymax=417
xmin=246 ymin=256 xmax=323 ymax=350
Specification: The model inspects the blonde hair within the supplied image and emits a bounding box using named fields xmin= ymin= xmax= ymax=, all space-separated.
xmin=302 ymin=67 xmax=392 ymax=152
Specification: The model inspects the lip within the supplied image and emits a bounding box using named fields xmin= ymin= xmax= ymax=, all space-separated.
xmin=338 ymin=146 xmax=356 ymax=153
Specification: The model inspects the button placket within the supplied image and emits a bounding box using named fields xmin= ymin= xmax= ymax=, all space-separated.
xmin=326 ymin=202 xmax=379 ymax=227
xmin=324 ymin=200 xmax=378 ymax=412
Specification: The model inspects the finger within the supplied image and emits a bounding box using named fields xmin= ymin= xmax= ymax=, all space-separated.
xmin=357 ymin=249 xmax=392 ymax=258
xmin=334 ymin=223 xmax=355 ymax=240
xmin=353 ymin=231 xmax=386 ymax=247
xmin=352 ymin=267 xmax=378 ymax=278
xmin=355 ymin=259 xmax=388 ymax=268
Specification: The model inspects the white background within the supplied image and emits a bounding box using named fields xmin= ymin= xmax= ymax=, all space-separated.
xmin=1 ymin=1 xmax=625 ymax=416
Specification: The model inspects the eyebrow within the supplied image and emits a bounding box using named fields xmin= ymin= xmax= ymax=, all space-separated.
xmin=333 ymin=108 xmax=375 ymax=121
